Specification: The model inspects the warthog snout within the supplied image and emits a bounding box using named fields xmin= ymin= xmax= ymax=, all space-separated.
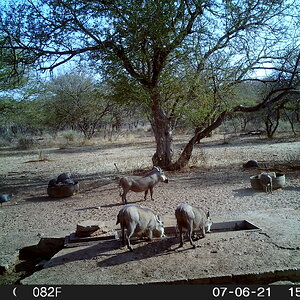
xmin=206 ymin=212 xmax=213 ymax=233
xmin=161 ymin=174 xmax=168 ymax=183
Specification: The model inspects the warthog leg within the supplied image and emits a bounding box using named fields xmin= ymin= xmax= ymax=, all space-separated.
xmin=144 ymin=189 xmax=148 ymax=200
xmin=178 ymin=226 xmax=184 ymax=248
xmin=125 ymin=223 xmax=136 ymax=251
xmin=121 ymin=226 xmax=126 ymax=247
xmin=150 ymin=187 xmax=154 ymax=200
xmin=188 ymin=221 xmax=196 ymax=248
xmin=121 ymin=190 xmax=128 ymax=204
xmin=143 ymin=187 xmax=155 ymax=201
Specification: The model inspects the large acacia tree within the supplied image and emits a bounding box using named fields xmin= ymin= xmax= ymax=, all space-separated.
xmin=1 ymin=0 xmax=299 ymax=169
xmin=43 ymin=72 xmax=112 ymax=139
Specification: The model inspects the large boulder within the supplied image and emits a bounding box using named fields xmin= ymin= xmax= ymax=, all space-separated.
xmin=243 ymin=160 xmax=259 ymax=168
xmin=47 ymin=182 xmax=79 ymax=198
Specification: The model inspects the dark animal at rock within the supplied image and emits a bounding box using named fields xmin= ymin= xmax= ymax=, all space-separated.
xmin=56 ymin=173 xmax=71 ymax=184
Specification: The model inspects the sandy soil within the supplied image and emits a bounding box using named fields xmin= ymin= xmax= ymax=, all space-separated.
xmin=0 ymin=133 xmax=299 ymax=284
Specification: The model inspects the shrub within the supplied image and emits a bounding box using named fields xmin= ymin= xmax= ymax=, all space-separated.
xmin=58 ymin=130 xmax=83 ymax=148
xmin=17 ymin=136 xmax=35 ymax=149
xmin=61 ymin=130 xmax=78 ymax=142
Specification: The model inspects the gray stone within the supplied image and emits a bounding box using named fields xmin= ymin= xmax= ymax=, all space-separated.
xmin=75 ymin=220 xmax=108 ymax=237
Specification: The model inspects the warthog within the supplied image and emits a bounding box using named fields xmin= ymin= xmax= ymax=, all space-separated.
xmin=260 ymin=172 xmax=273 ymax=193
xmin=116 ymin=204 xmax=165 ymax=251
xmin=175 ymin=202 xmax=212 ymax=248
xmin=56 ymin=173 xmax=71 ymax=184
xmin=119 ymin=166 xmax=168 ymax=204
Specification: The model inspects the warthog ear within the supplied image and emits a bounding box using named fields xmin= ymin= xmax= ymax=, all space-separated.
xmin=153 ymin=166 xmax=160 ymax=172
xmin=156 ymin=215 xmax=163 ymax=224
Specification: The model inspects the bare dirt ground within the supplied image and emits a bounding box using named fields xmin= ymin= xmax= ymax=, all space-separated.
xmin=0 ymin=133 xmax=299 ymax=284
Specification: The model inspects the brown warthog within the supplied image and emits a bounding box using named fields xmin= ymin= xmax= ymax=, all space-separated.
xmin=116 ymin=204 xmax=165 ymax=251
xmin=119 ymin=166 xmax=168 ymax=204
xmin=175 ymin=202 xmax=212 ymax=248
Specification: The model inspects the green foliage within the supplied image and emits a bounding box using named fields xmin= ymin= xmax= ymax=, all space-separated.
xmin=107 ymin=73 xmax=150 ymax=118
xmin=1 ymin=0 xmax=299 ymax=168
xmin=0 ymin=36 xmax=29 ymax=90
xmin=8 ymin=99 xmax=46 ymax=132
xmin=43 ymin=71 xmax=113 ymax=139
xmin=61 ymin=130 xmax=77 ymax=143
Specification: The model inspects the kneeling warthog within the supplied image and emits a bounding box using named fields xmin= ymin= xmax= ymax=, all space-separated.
xmin=119 ymin=166 xmax=168 ymax=204
xmin=175 ymin=202 xmax=212 ymax=248
xmin=259 ymin=172 xmax=273 ymax=193
xmin=116 ymin=204 xmax=165 ymax=251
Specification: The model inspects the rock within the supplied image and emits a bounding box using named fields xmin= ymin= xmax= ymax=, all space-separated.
xmin=75 ymin=220 xmax=108 ymax=237
xmin=243 ymin=160 xmax=259 ymax=168
xmin=47 ymin=182 xmax=79 ymax=198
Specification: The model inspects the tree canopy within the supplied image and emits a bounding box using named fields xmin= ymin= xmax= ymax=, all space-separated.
xmin=1 ymin=0 xmax=299 ymax=169
xmin=43 ymin=72 xmax=113 ymax=139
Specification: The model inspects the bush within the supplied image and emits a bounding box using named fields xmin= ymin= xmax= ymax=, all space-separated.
xmin=58 ymin=130 xmax=83 ymax=148
xmin=0 ymin=133 xmax=13 ymax=147
xmin=61 ymin=130 xmax=78 ymax=142
xmin=17 ymin=136 xmax=35 ymax=149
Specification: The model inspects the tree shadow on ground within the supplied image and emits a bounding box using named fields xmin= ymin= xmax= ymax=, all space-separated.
xmin=232 ymin=187 xmax=260 ymax=197
xmin=25 ymin=195 xmax=57 ymax=202
xmin=74 ymin=206 xmax=103 ymax=211
xmin=281 ymin=186 xmax=300 ymax=192
xmin=100 ymin=198 xmax=144 ymax=208
xmin=78 ymin=180 xmax=116 ymax=193
xmin=100 ymin=203 xmax=122 ymax=208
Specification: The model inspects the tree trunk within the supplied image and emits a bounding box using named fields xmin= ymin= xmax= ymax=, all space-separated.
xmin=284 ymin=109 xmax=297 ymax=136
xmin=171 ymin=136 xmax=197 ymax=170
xmin=265 ymin=109 xmax=280 ymax=139
xmin=150 ymin=88 xmax=173 ymax=169
xmin=171 ymin=111 xmax=227 ymax=170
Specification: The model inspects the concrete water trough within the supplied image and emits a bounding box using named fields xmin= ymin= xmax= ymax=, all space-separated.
xmin=63 ymin=220 xmax=261 ymax=248
xmin=250 ymin=172 xmax=286 ymax=191
xmin=163 ymin=220 xmax=261 ymax=236
xmin=18 ymin=210 xmax=300 ymax=285
xmin=112 ymin=220 xmax=261 ymax=241
xmin=209 ymin=220 xmax=261 ymax=233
